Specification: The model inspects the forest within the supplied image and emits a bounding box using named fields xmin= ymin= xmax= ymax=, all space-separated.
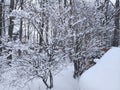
xmin=0 ymin=0 xmax=119 ymax=90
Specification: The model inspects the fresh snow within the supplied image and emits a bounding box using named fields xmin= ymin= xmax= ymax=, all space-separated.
xmin=51 ymin=65 xmax=79 ymax=90
xmin=0 ymin=64 xmax=79 ymax=90
xmin=79 ymin=47 xmax=120 ymax=90
xmin=1 ymin=47 xmax=120 ymax=90
xmin=25 ymin=64 xmax=79 ymax=90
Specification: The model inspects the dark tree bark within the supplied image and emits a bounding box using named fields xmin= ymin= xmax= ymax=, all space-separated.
xmin=18 ymin=49 xmax=22 ymax=57
xmin=7 ymin=49 xmax=12 ymax=66
xmin=19 ymin=18 xmax=23 ymax=41
xmin=39 ymin=30 xmax=43 ymax=46
xmin=42 ymin=70 xmax=53 ymax=89
xmin=27 ymin=20 xmax=30 ymax=40
xmin=3 ymin=0 xmax=5 ymax=34
xmin=112 ymin=0 xmax=119 ymax=46
xmin=69 ymin=0 xmax=82 ymax=78
xmin=64 ymin=0 xmax=67 ymax=8
xmin=0 ymin=1 xmax=3 ymax=55
xmin=49 ymin=70 xmax=53 ymax=89
xmin=45 ymin=18 xmax=49 ymax=45
xmin=104 ymin=0 xmax=109 ymax=23
xmin=73 ymin=60 xmax=80 ymax=78
xmin=45 ymin=0 xmax=49 ymax=45
xmin=8 ymin=0 xmax=14 ymax=40
xmin=39 ymin=0 xmax=45 ymax=46
xmin=19 ymin=0 xmax=23 ymax=42
xmin=0 ymin=1 xmax=2 ymax=37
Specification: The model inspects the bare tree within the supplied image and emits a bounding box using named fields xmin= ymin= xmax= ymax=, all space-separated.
xmin=104 ymin=0 xmax=110 ymax=23
xmin=112 ymin=0 xmax=119 ymax=46
xmin=8 ymin=0 xmax=14 ymax=40
xmin=0 ymin=1 xmax=2 ymax=37
xmin=0 ymin=1 xmax=3 ymax=54
xmin=19 ymin=0 xmax=23 ymax=42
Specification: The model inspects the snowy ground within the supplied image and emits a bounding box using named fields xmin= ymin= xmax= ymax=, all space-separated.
xmin=51 ymin=65 xmax=79 ymax=90
xmin=79 ymin=47 xmax=120 ymax=90
xmin=1 ymin=47 xmax=120 ymax=90
xmin=0 ymin=64 xmax=79 ymax=90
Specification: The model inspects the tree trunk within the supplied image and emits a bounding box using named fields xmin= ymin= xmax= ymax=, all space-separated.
xmin=39 ymin=0 xmax=44 ymax=46
xmin=19 ymin=0 xmax=23 ymax=42
xmin=19 ymin=18 xmax=23 ymax=42
xmin=49 ymin=70 xmax=53 ymax=89
xmin=69 ymin=0 xmax=82 ymax=78
xmin=46 ymin=19 xmax=49 ymax=45
xmin=112 ymin=0 xmax=119 ymax=46
xmin=8 ymin=0 xmax=14 ymax=40
xmin=41 ymin=70 xmax=53 ymax=89
xmin=45 ymin=0 xmax=49 ymax=44
xmin=0 ymin=1 xmax=3 ymax=55
xmin=1 ymin=0 xmax=5 ymax=33
xmin=0 ymin=2 xmax=2 ymax=37
xmin=27 ymin=20 xmax=30 ymax=40
xmin=104 ymin=0 xmax=109 ymax=23
xmin=64 ymin=0 xmax=67 ymax=8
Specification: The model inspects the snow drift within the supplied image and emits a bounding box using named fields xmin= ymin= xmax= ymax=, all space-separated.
xmin=79 ymin=47 xmax=120 ymax=90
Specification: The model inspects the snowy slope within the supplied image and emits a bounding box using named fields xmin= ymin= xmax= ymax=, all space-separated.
xmin=0 ymin=64 xmax=79 ymax=90
xmin=79 ymin=47 xmax=120 ymax=90
xmin=51 ymin=65 xmax=79 ymax=90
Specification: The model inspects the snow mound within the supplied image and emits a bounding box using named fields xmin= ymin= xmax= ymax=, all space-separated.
xmin=79 ymin=47 xmax=120 ymax=90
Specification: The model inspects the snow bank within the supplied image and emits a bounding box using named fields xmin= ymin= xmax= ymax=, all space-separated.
xmin=79 ymin=47 xmax=120 ymax=90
